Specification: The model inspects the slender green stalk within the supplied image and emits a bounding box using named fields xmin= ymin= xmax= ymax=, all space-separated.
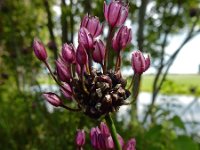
xmin=44 ymin=61 xmax=62 ymax=87
xmin=105 ymin=114 xmax=122 ymax=150
xmin=130 ymin=74 xmax=141 ymax=103
xmin=103 ymin=26 xmax=113 ymax=74
xmin=61 ymin=104 xmax=81 ymax=112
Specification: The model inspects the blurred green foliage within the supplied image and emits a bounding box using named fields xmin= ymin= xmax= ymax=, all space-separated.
xmin=0 ymin=0 xmax=200 ymax=149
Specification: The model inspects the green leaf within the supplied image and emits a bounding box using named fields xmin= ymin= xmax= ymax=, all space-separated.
xmin=174 ymin=135 xmax=199 ymax=150
xmin=170 ymin=115 xmax=185 ymax=130
xmin=145 ymin=125 xmax=162 ymax=141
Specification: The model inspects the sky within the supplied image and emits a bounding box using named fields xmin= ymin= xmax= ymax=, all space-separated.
xmin=145 ymin=33 xmax=200 ymax=74
xmin=165 ymin=34 xmax=200 ymax=74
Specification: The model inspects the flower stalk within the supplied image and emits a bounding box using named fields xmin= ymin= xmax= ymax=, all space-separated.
xmin=105 ymin=114 xmax=122 ymax=150
xmin=103 ymin=26 xmax=113 ymax=74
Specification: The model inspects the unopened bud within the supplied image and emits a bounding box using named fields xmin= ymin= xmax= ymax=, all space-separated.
xmin=104 ymin=1 xmax=128 ymax=27
xmin=43 ymin=92 xmax=62 ymax=107
xmin=62 ymin=43 xmax=76 ymax=64
xmin=93 ymin=40 xmax=105 ymax=64
xmin=81 ymin=14 xmax=103 ymax=38
xmin=100 ymin=122 xmax=110 ymax=137
xmin=131 ymin=51 xmax=150 ymax=74
xmin=123 ymin=138 xmax=136 ymax=150
xmin=78 ymin=27 xmax=94 ymax=50
xmin=61 ymin=83 xmax=72 ymax=99
xmin=56 ymin=58 xmax=71 ymax=82
xmin=76 ymin=129 xmax=86 ymax=147
xmin=33 ymin=39 xmax=47 ymax=61
xmin=76 ymin=44 xmax=88 ymax=66
xmin=112 ymin=26 xmax=132 ymax=52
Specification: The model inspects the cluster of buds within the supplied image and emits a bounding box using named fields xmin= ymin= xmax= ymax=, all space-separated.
xmin=75 ymin=122 xmax=136 ymax=150
xmin=33 ymin=0 xmax=150 ymax=119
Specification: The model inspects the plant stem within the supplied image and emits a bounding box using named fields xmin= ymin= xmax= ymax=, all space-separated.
xmin=103 ymin=26 xmax=113 ymax=74
xmin=61 ymin=104 xmax=81 ymax=112
xmin=129 ymin=74 xmax=141 ymax=103
xmin=44 ymin=61 xmax=62 ymax=87
xmin=105 ymin=114 xmax=122 ymax=150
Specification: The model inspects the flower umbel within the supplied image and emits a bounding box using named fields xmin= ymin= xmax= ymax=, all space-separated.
xmin=33 ymin=1 xmax=150 ymax=149
xmin=33 ymin=0 xmax=150 ymax=119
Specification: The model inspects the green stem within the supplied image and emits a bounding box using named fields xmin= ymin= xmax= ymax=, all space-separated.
xmin=130 ymin=73 xmax=141 ymax=103
xmin=103 ymin=26 xmax=113 ymax=74
xmin=44 ymin=61 xmax=62 ymax=87
xmin=105 ymin=114 xmax=122 ymax=150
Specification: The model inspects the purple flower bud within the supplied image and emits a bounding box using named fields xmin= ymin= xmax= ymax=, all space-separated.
xmin=92 ymin=40 xmax=105 ymax=64
xmin=60 ymin=83 xmax=72 ymax=99
xmin=76 ymin=129 xmax=86 ymax=147
xmin=104 ymin=1 xmax=128 ymax=27
xmin=75 ymin=62 xmax=86 ymax=77
xmin=81 ymin=14 xmax=103 ymax=38
xmin=100 ymin=122 xmax=110 ymax=137
xmin=131 ymin=51 xmax=150 ymax=74
xmin=105 ymin=134 xmax=124 ymax=149
xmin=123 ymin=138 xmax=136 ymax=150
xmin=33 ymin=39 xmax=47 ymax=61
xmin=62 ymin=43 xmax=76 ymax=64
xmin=56 ymin=58 xmax=71 ymax=82
xmin=76 ymin=44 xmax=88 ymax=67
xmin=98 ymin=134 xmax=107 ymax=149
xmin=117 ymin=134 xmax=124 ymax=148
xmin=106 ymin=136 xmax=114 ymax=149
xmin=145 ymin=54 xmax=151 ymax=71
xmin=112 ymin=26 xmax=132 ymax=52
xmin=43 ymin=92 xmax=62 ymax=107
xmin=78 ymin=27 xmax=94 ymax=50
xmin=90 ymin=127 xmax=101 ymax=149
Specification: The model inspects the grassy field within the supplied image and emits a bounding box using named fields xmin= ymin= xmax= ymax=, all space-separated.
xmin=141 ymin=74 xmax=200 ymax=96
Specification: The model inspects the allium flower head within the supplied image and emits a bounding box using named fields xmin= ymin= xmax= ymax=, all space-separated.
xmin=33 ymin=0 xmax=150 ymax=122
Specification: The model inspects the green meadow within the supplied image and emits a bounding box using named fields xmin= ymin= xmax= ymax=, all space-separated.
xmin=141 ymin=74 xmax=200 ymax=96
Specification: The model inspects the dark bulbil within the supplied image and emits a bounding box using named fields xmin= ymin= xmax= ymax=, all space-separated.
xmin=73 ymin=69 xmax=130 ymax=119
